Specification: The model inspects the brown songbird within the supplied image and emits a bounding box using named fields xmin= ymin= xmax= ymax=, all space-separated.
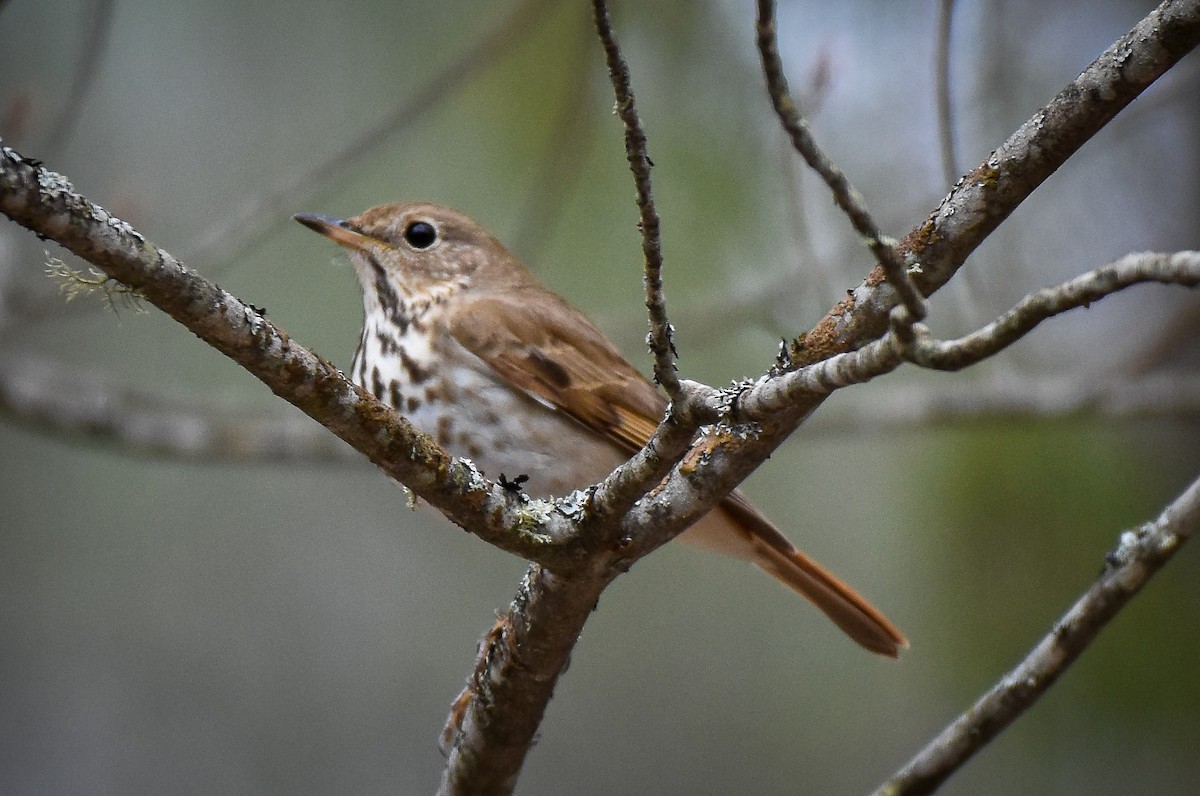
xmin=295 ymin=203 xmax=906 ymax=656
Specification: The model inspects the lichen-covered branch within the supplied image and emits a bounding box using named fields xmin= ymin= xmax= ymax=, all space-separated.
xmin=0 ymin=146 xmax=582 ymax=563
xmin=731 ymin=251 xmax=1200 ymax=420
xmin=0 ymin=145 xmax=716 ymax=796
xmin=438 ymin=565 xmax=616 ymax=796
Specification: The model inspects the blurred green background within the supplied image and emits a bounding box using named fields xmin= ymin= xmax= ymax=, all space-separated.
xmin=3 ymin=1 xmax=1199 ymax=793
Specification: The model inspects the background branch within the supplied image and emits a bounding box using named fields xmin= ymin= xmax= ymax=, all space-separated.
xmin=181 ymin=0 xmax=555 ymax=268
xmin=875 ymin=472 xmax=1200 ymax=796
xmin=935 ymin=0 xmax=959 ymax=189
xmin=42 ymin=0 xmax=115 ymax=158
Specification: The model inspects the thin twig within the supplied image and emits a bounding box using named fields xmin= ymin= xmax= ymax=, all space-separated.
xmin=874 ymin=472 xmax=1200 ymax=796
xmin=43 ymin=0 xmax=116 ymax=157
xmin=181 ymin=0 xmax=555 ymax=267
xmin=935 ymin=0 xmax=959 ymax=189
xmin=755 ymin=0 xmax=926 ymax=323
xmin=591 ymin=0 xmax=680 ymax=398
xmin=934 ymin=0 xmax=988 ymax=333
xmin=902 ymin=252 xmax=1200 ymax=371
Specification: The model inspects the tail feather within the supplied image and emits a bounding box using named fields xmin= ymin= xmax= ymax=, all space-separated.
xmin=748 ymin=533 xmax=908 ymax=657
xmin=680 ymin=490 xmax=908 ymax=658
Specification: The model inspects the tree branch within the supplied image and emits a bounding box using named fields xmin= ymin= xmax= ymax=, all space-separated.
xmin=438 ymin=566 xmax=615 ymax=796
xmin=591 ymin=0 xmax=680 ymax=398
xmin=3 ymin=2 xmax=1196 ymax=792
xmin=0 ymin=147 xmax=585 ymax=563
xmin=0 ymin=355 xmax=359 ymax=462
xmin=724 ymin=251 xmax=1200 ymax=421
xmin=794 ymin=0 xmax=1200 ymax=364
xmin=900 ymin=251 xmax=1200 ymax=371
xmin=755 ymin=0 xmax=926 ymax=322
xmin=934 ymin=0 xmax=959 ymax=189
xmin=874 ymin=472 xmax=1200 ymax=796
xmin=0 ymin=145 xmax=719 ymax=796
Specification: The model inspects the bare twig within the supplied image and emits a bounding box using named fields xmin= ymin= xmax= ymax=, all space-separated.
xmin=901 ymin=252 xmax=1200 ymax=371
xmin=181 ymin=0 xmax=555 ymax=267
xmin=934 ymin=0 xmax=959 ymax=189
xmin=874 ymin=472 xmax=1200 ymax=796
xmin=591 ymin=0 xmax=680 ymax=398
xmin=43 ymin=0 xmax=116 ymax=157
xmin=932 ymin=0 xmax=987 ymax=338
xmin=736 ymin=251 xmax=1200 ymax=421
xmin=755 ymin=0 xmax=926 ymax=323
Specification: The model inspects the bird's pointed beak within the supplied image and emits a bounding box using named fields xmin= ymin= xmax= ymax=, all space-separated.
xmin=293 ymin=212 xmax=380 ymax=254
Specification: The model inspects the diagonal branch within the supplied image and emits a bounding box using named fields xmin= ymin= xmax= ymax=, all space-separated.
xmin=437 ymin=565 xmax=616 ymax=796
xmin=0 ymin=145 xmax=714 ymax=796
xmin=181 ymin=0 xmax=555 ymax=267
xmin=874 ymin=472 xmax=1200 ymax=796
xmin=792 ymin=0 xmax=1200 ymax=365
xmin=0 ymin=147 xmax=585 ymax=563
xmin=3 ymin=3 xmax=1197 ymax=793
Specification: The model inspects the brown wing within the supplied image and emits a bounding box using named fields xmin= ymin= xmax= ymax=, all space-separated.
xmin=449 ymin=291 xmax=664 ymax=453
xmin=451 ymin=289 xmax=908 ymax=657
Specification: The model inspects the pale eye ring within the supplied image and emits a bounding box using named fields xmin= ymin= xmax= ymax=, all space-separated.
xmin=403 ymin=221 xmax=438 ymax=249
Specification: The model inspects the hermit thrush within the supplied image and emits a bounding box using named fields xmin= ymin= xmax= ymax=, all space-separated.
xmin=295 ymin=203 xmax=906 ymax=657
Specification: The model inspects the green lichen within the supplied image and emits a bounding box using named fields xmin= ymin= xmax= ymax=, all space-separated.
xmin=45 ymin=255 xmax=147 ymax=314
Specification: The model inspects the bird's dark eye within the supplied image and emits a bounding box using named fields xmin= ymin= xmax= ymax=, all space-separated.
xmin=403 ymin=221 xmax=438 ymax=249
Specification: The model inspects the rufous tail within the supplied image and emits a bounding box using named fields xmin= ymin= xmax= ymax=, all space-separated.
xmin=713 ymin=495 xmax=908 ymax=657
